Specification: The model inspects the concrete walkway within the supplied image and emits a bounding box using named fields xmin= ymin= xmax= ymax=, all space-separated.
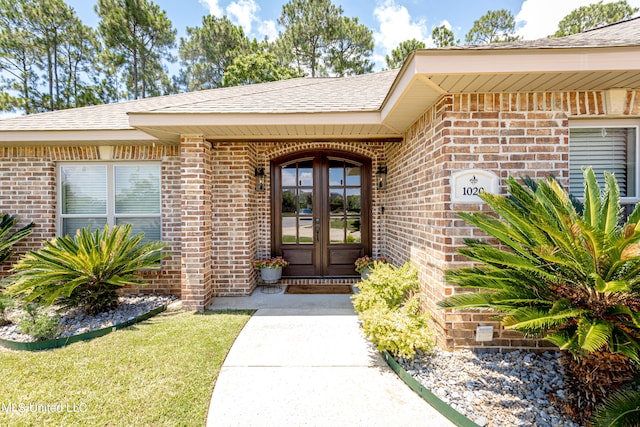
xmin=206 ymin=287 xmax=454 ymax=427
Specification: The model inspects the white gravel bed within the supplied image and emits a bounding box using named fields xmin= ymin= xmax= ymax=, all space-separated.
xmin=397 ymin=348 xmax=582 ymax=427
xmin=0 ymin=294 xmax=177 ymax=343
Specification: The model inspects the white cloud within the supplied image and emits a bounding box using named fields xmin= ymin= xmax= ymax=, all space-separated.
xmin=227 ymin=0 xmax=260 ymax=34
xmin=373 ymin=0 xmax=428 ymax=55
xmin=199 ymin=0 xmax=272 ymax=39
xmin=198 ymin=0 xmax=223 ymax=17
xmin=516 ymin=0 xmax=640 ymax=39
xmin=258 ymin=20 xmax=278 ymax=41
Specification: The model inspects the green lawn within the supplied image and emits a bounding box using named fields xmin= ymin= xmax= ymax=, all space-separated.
xmin=0 ymin=309 xmax=252 ymax=426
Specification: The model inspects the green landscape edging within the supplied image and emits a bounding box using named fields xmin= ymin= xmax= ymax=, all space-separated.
xmin=382 ymin=350 xmax=481 ymax=427
xmin=0 ymin=304 xmax=167 ymax=351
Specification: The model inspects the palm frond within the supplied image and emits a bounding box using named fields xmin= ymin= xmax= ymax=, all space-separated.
xmin=600 ymin=172 xmax=622 ymax=236
xmin=436 ymin=292 xmax=497 ymax=310
xmin=610 ymin=329 xmax=640 ymax=363
xmin=502 ymin=306 xmax=586 ymax=334
xmin=0 ymin=214 xmax=34 ymax=263
xmin=577 ymin=318 xmax=613 ymax=353
xmin=591 ymin=388 xmax=640 ymax=427
xmin=583 ymin=167 xmax=602 ymax=229
xmin=5 ymin=224 xmax=169 ymax=314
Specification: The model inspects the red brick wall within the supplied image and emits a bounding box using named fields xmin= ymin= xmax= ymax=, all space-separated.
xmin=209 ymin=141 xmax=257 ymax=296
xmin=0 ymin=144 xmax=182 ymax=296
xmin=387 ymin=90 xmax=639 ymax=350
xmin=180 ymin=137 xmax=214 ymax=309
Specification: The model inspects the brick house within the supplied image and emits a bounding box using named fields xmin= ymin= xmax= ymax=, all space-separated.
xmin=1 ymin=18 xmax=639 ymax=350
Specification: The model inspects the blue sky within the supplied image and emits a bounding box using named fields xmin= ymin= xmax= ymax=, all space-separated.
xmin=63 ymin=0 xmax=640 ymax=69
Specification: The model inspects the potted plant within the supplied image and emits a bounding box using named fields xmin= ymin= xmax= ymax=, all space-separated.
xmin=252 ymin=256 xmax=289 ymax=284
xmin=355 ymin=256 xmax=388 ymax=280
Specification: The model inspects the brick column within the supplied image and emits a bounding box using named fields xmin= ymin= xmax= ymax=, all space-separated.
xmin=210 ymin=141 xmax=257 ymax=295
xmin=180 ymin=136 xmax=213 ymax=310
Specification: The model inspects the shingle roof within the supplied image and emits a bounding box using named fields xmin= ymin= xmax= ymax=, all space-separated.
xmin=0 ymin=17 xmax=638 ymax=136
xmin=450 ymin=16 xmax=640 ymax=50
xmin=0 ymin=70 xmax=398 ymax=131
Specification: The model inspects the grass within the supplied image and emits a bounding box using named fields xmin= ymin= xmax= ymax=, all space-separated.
xmin=0 ymin=309 xmax=252 ymax=426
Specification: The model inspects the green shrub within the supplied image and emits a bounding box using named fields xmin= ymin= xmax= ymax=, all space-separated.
xmin=352 ymin=261 xmax=418 ymax=311
xmin=352 ymin=262 xmax=434 ymax=359
xmin=0 ymin=293 xmax=14 ymax=326
xmin=18 ymin=304 xmax=60 ymax=341
xmin=4 ymin=224 xmax=169 ymax=315
xmin=0 ymin=213 xmax=34 ymax=264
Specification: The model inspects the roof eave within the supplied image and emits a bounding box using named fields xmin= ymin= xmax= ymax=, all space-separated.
xmin=380 ymin=45 xmax=640 ymax=132
xmin=0 ymin=129 xmax=160 ymax=146
xmin=127 ymin=110 xmax=404 ymax=141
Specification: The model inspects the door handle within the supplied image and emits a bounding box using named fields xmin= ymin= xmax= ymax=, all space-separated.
xmin=315 ymin=225 xmax=320 ymax=242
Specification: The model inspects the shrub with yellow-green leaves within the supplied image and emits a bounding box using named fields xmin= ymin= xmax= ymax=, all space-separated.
xmin=352 ymin=262 xmax=434 ymax=359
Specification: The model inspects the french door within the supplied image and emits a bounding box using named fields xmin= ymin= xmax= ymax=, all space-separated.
xmin=272 ymin=151 xmax=371 ymax=277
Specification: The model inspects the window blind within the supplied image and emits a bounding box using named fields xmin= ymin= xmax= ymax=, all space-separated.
xmin=60 ymin=165 xmax=107 ymax=214
xmin=569 ymin=128 xmax=636 ymax=198
xmin=114 ymin=165 xmax=161 ymax=214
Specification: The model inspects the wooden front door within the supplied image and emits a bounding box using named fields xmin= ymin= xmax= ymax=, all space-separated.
xmin=272 ymin=151 xmax=371 ymax=277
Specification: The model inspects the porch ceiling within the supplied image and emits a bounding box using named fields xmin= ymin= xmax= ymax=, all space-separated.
xmin=381 ymin=46 xmax=640 ymax=133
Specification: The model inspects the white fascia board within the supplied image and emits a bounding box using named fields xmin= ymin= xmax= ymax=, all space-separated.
xmin=0 ymin=129 xmax=157 ymax=144
xmin=411 ymin=46 xmax=640 ymax=75
xmin=128 ymin=111 xmax=383 ymax=128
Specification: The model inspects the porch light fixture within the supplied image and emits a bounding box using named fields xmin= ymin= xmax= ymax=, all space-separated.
xmin=376 ymin=166 xmax=387 ymax=190
xmin=255 ymin=167 xmax=266 ymax=192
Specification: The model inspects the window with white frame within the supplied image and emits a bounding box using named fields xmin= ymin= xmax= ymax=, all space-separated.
xmin=569 ymin=124 xmax=639 ymax=204
xmin=59 ymin=163 xmax=161 ymax=242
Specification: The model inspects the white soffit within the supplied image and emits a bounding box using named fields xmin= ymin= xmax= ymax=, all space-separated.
xmin=127 ymin=111 xmax=402 ymax=140
xmin=380 ymin=47 xmax=640 ymax=132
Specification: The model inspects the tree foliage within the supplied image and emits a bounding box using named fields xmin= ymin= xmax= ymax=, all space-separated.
xmin=0 ymin=0 xmax=104 ymax=113
xmin=384 ymin=39 xmax=425 ymax=70
xmin=96 ymin=0 xmax=177 ymax=100
xmin=325 ymin=16 xmax=374 ymax=76
xmin=439 ymin=169 xmax=640 ymax=423
xmin=432 ymin=25 xmax=458 ymax=48
xmin=465 ymin=9 xmax=521 ymax=44
xmin=222 ymin=51 xmax=302 ymax=87
xmin=553 ymin=0 xmax=638 ymax=37
xmin=278 ymin=0 xmax=373 ymax=77
xmin=178 ymin=15 xmax=252 ymax=91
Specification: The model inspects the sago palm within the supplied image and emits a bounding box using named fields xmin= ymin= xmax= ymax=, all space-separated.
xmin=4 ymin=224 xmax=168 ymax=315
xmin=0 ymin=213 xmax=34 ymax=264
xmin=438 ymin=168 xmax=640 ymax=424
